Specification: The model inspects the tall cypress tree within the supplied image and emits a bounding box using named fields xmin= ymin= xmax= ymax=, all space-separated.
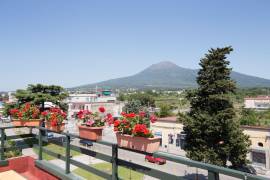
xmin=183 ymin=47 xmax=250 ymax=167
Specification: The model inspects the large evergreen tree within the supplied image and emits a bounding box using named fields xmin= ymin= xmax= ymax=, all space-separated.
xmin=183 ymin=47 xmax=250 ymax=168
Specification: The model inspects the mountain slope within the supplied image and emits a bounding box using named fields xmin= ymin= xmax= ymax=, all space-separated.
xmin=74 ymin=61 xmax=270 ymax=89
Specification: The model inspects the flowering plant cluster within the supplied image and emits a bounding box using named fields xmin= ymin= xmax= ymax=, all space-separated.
xmin=114 ymin=112 xmax=157 ymax=138
xmin=77 ymin=106 xmax=114 ymax=127
xmin=41 ymin=108 xmax=67 ymax=127
xmin=9 ymin=103 xmax=40 ymax=120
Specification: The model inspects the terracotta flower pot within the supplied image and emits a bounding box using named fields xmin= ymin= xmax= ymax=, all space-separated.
xmin=78 ymin=125 xmax=104 ymax=141
xmin=46 ymin=122 xmax=65 ymax=132
xmin=116 ymin=132 xmax=161 ymax=153
xmin=12 ymin=119 xmax=42 ymax=127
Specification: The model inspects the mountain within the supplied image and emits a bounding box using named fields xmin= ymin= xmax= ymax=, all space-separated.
xmin=74 ymin=61 xmax=270 ymax=90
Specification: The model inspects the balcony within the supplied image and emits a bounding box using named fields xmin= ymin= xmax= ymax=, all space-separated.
xmin=0 ymin=126 xmax=267 ymax=180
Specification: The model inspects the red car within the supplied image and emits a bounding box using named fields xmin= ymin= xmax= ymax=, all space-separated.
xmin=145 ymin=155 xmax=166 ymax=165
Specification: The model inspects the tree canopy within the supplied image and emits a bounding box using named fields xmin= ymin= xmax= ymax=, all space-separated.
xmin=127 ymin=93 xmax=155 ymax=107
xmin=14 ymin=84 xmax=68 ymax=111
xmin=123 ymin=100 xmax=142 ymax=114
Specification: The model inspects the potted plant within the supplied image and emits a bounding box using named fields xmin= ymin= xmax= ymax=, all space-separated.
xmin=77 ymin=107 xmax=113 ymax=141
xmin=10 ymin=103 xmax=41 ymax=127
xmin=41 ymin=108 xmax=67 ymax=132
xmin=114 ymin=112 xmax=160 ymax=153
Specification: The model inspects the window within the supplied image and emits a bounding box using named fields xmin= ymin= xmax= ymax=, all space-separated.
xmin=252 ymin=151 xmax=266 ymax=167
xmin=79 ymin=105 xmax=84 ymax=110
xmin=176 ymin=134 xmax=181 ymax=147
xmin=180 ymin=133 xmax=187 ymax=149
xmin=168 ymin=134 xmax=174 ymax=144
xmin=258 ymin=142 xmax=264 ymax=147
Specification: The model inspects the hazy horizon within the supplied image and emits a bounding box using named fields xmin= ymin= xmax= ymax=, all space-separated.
xmin=1 ymin=0 xmax=270 ymax=91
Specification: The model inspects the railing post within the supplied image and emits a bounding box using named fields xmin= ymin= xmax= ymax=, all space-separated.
xmin=0 ymin=128 xmax=8 ymax=166
xmin=112 ymin=144 xmax=118 ymax=180
xmin=0 ymin=128 xmax=5 ymax=161
xmin=65 ymin=135 xmax=71 ymax=174
xmin=38 ymin=128 xmax=43 ymax=160
xmin=208 ymin=170 xmax=219 ymax=180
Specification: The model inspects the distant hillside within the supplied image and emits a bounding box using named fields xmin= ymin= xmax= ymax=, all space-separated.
xmin=73 ymin=61 xmax=270 ymax=90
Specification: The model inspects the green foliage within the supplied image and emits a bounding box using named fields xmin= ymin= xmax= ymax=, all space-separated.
xmin=14 ymin=84 xmax=68 ymax=111
xmin=2 ymin=103 xmax=18 ymax=116
xmin=4 ymin=140 xmax=22 ymax=158
xmin=117 ymin=93 xmax=126 ymax=101
xmin=127 ymin=93 xmax=155 ymax=107
xmin=157 ymin=104 xmax=172 ymax=117
xmin=177 ymin=111 xmax=187 ymax=123
xmin=184 ymin=47 xmax=250 ymax=168
xmin=123 ymin=100 xmax=142 ymax=113
xmin=240 ymin=108 xmax=270 ymax=126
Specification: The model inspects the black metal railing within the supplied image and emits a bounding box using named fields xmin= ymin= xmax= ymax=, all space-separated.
xmin=0 ymin=126 xmax=268 ymax=180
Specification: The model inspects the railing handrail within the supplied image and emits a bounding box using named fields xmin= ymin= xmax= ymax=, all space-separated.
xmin=0 ymin=125 xmax=268 ymax=180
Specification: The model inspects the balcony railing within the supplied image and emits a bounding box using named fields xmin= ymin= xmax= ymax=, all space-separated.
xmin=0 ymin=126 xmax=268 ymax=180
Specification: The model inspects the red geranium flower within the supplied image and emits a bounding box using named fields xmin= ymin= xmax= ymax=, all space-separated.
xmin=41 ymin=111 xmax=48 ymax=116
xmin=9 ymin=108 xmax=19 ymax=115
xmin=18 ymin=112 xmax=23 ymax=118
xmin=98 ymin=106 xmax=106 ymax=113
xmin=51 ymin=119 xmax=57 ymax=127
xmin=122 ymin=119 xmax=128 ymax=124
xmin=150 ymin=114 xmax=157 ymax=123
xmin=132 ymin=124 xmax=148 ymax=135
xmin=125 ymin=113 xmax=136 ymax=118
xmin=139 ymin=111 xmax=146 ymax=118
xmin=106 ymin=113 xmax=114 ymax=125
xmin=114 ymin=120 xmax=121 ymax=127
xmin=143 ymin=128 xmax=149 ymax=135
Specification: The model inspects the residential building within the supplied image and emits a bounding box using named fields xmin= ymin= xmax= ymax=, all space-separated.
xmin=151 ymin=116 xmax=185 ymax=156
xmin=244 ymin=96 xmax=270 ymax=110
xmin=7 ymin=92 xmax=17 ymax=103
xmin=242 ymin=126 xmax=270 ymax=173
xmin=67 ymin=92 xmax=124 ymax=118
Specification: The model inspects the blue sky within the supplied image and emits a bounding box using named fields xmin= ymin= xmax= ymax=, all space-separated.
xmin=0 ymin=0 xmax=270 ymax=91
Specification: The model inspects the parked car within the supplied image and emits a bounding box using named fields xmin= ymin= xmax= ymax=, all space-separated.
xmin=230 ymin=165 xmax=257 ymax=175
xmin=145 ymin=155 xmax=166 ymax=165
xmin=79 ymin=139 xmax=93 ymax=147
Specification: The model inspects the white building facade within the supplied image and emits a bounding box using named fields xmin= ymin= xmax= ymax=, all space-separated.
xmin=151 ymin=117 xmax=185 ymax=156
xmin=67 ymin=93 xmax=124 ymax=118
xmin=244 ymin=96 xmax=270 ymax=110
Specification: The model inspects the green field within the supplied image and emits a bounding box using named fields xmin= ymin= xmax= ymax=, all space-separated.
xmin=73 ymin=163 xmax=143 ymax=180
xmin=33 ymin=143 xmax=81 ymax=160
